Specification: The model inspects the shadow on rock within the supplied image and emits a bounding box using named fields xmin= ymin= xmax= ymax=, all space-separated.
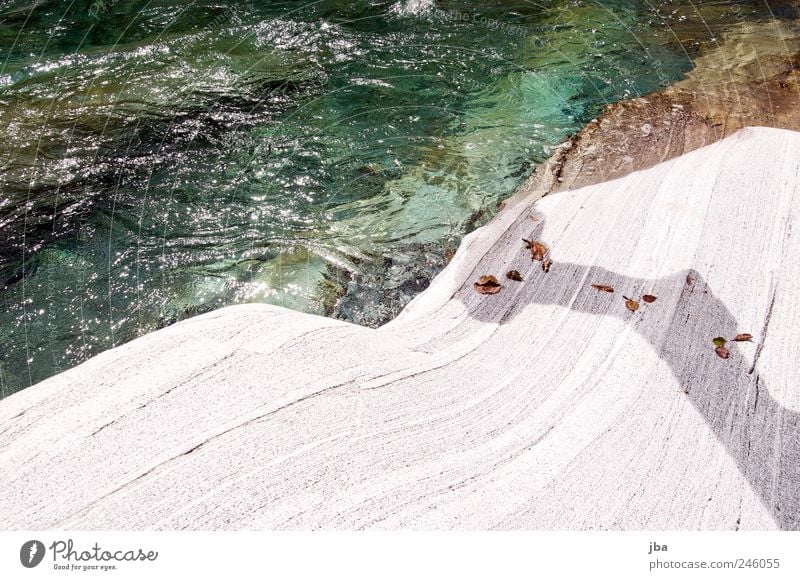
xmin=457 ymin=220 xmax=799 ymax=530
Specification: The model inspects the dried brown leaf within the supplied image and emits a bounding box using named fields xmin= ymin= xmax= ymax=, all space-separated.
xmin=531 ymin=242 xmax=548 ymax=261
xmin=506 ymin=270 xmax=523 ymax=282
xmin=715 ymin=346 xmax=730 ymax=359
xmin=522 ymin=239 xmax=548 ymax=261
xmin=733 ymin=333 xmax=753 ymax=342
xmin=642 ymin=294 xmax=657 ymax=303
xmin=541 ymin=259 xmax=552 ymax=273
xmin=591 ymin=284 xmax=615 ymax=293
xmin=474 ymin=275 xmax=502 ymax=295
xmin=623 ymin=296 xmax=640 ymax=312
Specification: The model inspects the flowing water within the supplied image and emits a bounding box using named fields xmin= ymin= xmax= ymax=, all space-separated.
xmin=0 ymin=0 xmax=793 ymax=394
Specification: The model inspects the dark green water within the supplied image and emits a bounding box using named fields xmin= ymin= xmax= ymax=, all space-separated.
xmin=0 ymin=0 xmax=789 ymax=394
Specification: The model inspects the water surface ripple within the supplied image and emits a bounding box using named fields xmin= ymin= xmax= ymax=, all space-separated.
xmin=0 ymin=0 xmax=786 ymax=393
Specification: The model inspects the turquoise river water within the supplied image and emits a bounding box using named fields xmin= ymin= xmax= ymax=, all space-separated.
xmin=0 ymin=0 xmax=793 ymax=394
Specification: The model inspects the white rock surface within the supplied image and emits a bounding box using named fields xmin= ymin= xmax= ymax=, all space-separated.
xmin=1 ymin=127 xmax=799 ymax=530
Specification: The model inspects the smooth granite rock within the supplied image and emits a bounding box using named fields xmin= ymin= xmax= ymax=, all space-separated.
xmin=1 ymin=127 xmax=799 ymax=530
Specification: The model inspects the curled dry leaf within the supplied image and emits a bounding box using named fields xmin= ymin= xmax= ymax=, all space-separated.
xmin=474 ymin=275 xmax=502 ymax=295
xmin=506 ymin=270 xmax=523 ymax=282
xmin=522 ymin=238 xmax=548 ymax=261
xmin=541 ymin=259 xmax=552 ymax=273
xmin=591 ymin=284 xmax=615 ymax=293
xmin=642 ymin=294 xmax=657 ymax=303
xmin=734 ymin=333 xmax=753 ymax=342
xmin=715 ymin=346 xmax=730 ymax=359
xmin=623 ymin=296 xmax=640 ymax=312
xmin=712 ymin=337 xmax=727 ymax=347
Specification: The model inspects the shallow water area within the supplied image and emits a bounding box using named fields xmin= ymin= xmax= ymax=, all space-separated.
xmin=0 ymin=0 xmax=792 ymax=393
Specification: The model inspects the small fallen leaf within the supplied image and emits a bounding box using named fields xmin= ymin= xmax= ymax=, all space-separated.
xmin=642 ymin=294 xmax=657 ymax=303
xmin=541 ymin=259 xmax=552 ymax=273
xmin=522 ymin=239 xmax=548 ymax=261
xmin=623 ymin=296 xmax=640 ymax=312
xmin=591 ymin=284 xmax=615 ymax=293
xmin=733 ymin=333 xmax=753 ymax=342
xmin=715 ymin=346 xmax=730 ymax=359
xmin=712 ymin=337 xmax=727 ymax=347
xmin=474 ymin=275 xmax=502 ymax=295
xmin=506 ymin=270 xmax=523 ymax=282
